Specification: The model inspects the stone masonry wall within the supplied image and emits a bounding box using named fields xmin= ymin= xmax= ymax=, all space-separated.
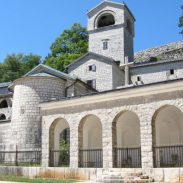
xmin=131 ymin=59 xmax=183 ymax=85
xmin=69 ymin=57 xmax=114 ymax=91
xmin=89 ymin=27 xmax=125 ymax=64
xmin=0 ymin=122 xmax=11 ymax=147
xmin=41 ymin=88 xmax=183 ymax=170
xmin=11 ymin=77 xmax=66 ymax=150
xmin=88 ymin=3 xmax=134 ymax=65
xmin=112 ymin=63 xmax=125 ymax=89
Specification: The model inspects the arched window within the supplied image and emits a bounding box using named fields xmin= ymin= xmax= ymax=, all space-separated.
xmin=97 ymin=13 xmax=115 ymax=28
xmin=0 ymin=114 xmax=6 ymax=120
xmin=0 ymin=100 xmax=8 ymax=108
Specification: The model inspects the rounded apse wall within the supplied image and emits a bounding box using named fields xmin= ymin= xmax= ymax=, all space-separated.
xmin=11 ymin=77 xmax=66 ymax=149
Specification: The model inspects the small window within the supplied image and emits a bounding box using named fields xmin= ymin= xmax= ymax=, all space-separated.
xmin=137 ymin=76 xmax=141 ymax=82
xmin=170 ymin=69 xmax=174 ymax=75
xmin=87 ymin=80 xmax=96 ymax=89
xmin=103 ymin=41 xmax=108 ymax=50
xmin=89 ymin=64 xmax=96 ymax=72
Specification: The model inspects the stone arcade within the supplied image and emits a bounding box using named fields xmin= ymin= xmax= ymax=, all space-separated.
xmin=0 ymin=1 xmax=183 ymax=182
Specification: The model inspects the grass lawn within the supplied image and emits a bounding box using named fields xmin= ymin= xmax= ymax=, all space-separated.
xmin=0 ymin=175 xmax=76 ymax=183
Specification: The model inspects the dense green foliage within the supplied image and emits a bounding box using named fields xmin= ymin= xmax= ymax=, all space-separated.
xmin=0 ymin=23 xmax=88 ymax=83
xmin=0 ymin=54 xmax=41 ymax=82
xmin=179 ymin=6 xmax=183 ymax=35
xmin=44 ymin=23 xmax=88 ymax=72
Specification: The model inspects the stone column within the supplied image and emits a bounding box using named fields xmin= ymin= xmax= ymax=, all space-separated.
xmin=125 ymin=56 xmax=130 ymax=86
xmin=41 ymin=118 xmax=50 ymax=167
xmin=70 ymin=120 xmax=79 ymax=168
xmin=102 ymin=115 xmax=113 ymax=168
xmin=140 ymin=110 xmax=154 ymax=169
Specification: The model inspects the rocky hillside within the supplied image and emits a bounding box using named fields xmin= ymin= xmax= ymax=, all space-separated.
xmin=134 ymin=41 xmax=183 ymax=63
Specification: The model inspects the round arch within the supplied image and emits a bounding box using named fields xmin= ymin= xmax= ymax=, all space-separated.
xmin=0 ymin=100 xmax=8 ymax=108
xmin=152 ymin=105 xmax=183 ymax=167
xmin=78 ymin=114 xmax=103 ymax=167
xmin=0 ymin=114 xmax=6 ymax=120
xmin=152 ymin=105 xmax=183 ymax=146
xmin=112 ymin=110 xmax=141 ymax=168
xmin=95 ymin=11 xmax=115 ymax=29
xmin=49 ymin=118 xmax=70 ymax=167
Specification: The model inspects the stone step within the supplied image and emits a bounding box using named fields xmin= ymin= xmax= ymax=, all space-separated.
xmin=95 ymin=179 xmax=153 ymax=183
xmin=101 ymin=174 xmax=149 ymax=180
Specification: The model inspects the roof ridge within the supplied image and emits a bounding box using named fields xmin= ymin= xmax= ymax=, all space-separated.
xmin=68 ymin=52 xmax=116 ymax=68
xmin=24 ymin=64 xmax=75 ymax=80
xmin=87 ymin=0 xmax=124 ymax=15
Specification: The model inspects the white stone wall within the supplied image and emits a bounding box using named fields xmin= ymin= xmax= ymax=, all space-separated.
xmin=41 ymin=92 xmax=183 ymax=170
xmin=112 ymin=64 xmax=124 ymax=89
xmin=88 ymin=3 xmax=134 ymax=65
xmin=0 ymin=122 xmax=11 ymax=147
xmin=89 ymin=28 xmax=125 ymax=63
xmin=69 ymin=57 xmax=113 ymax=91
xmin=131 ymin=60 xmax=183 ymax=85
xmin=11 ymin=77 xmax=66 ymax=150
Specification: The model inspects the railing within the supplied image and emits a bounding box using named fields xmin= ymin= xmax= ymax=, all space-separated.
xmin=153 ymin=145 xmax=183 ymax=168
xmin=114 ymin=147 xmax=141 ymax=168
xmin=0 ymin=148 xmax=41 ymax=166
xmin=50 ymin=150 xmax=70 ymax=167
xmin=79 ymin=149 xmax=103 ymax=168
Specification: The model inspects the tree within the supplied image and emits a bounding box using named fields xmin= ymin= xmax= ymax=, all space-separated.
xmin=179 ymin=6 xmax=183 ymax=35
xmin=0 ymin=54 xmax=41 ymax=83
xmin=45 ymin=23 xmax=88 ymax=72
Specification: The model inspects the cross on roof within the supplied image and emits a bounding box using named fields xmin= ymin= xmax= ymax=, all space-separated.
xmin=120 ymin=57 xmax=134 ymax=86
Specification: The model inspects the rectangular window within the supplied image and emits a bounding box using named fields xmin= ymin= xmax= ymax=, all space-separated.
xmin=89 ymin=64 xmax=96 ymax=72
xmin=137 ymin=76 xmax=141 ymax=82
xmin=87 ymin=79 xmax=96 ymax=89
xmin=103 ymin=41 xmax=108 ymax=50
xmin=170 ymin=69 xmax=174 ymax=75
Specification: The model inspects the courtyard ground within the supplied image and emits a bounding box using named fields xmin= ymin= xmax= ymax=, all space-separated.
xmin=0 ymin=175 xmax=78 ymax=183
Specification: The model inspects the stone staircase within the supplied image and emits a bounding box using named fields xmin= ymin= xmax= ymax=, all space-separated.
xmin=91 ymin=169 xmax=154 ymax=183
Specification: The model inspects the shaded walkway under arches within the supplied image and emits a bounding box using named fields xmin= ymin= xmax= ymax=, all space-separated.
xmin=78 ymin=114 xmax=103 ymax=168
xmin=152 ymin=105 xmax=183 ymax=167
xmin=112 ymin=111 xmax=141 ymax=168
xmin=49 ymin=118 xmax=70 ymax=167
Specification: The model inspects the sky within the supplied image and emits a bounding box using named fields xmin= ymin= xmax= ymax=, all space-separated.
xmin=0 ymin=0 xmax=182 ymax=62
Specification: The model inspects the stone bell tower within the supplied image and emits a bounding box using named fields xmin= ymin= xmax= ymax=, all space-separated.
xmin=87 ymin=0 xmax=135 ymax=65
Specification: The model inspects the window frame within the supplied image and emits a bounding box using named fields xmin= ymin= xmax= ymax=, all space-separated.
xmin=89 ymin=64 xmax=96 ymax=72
xmin=87 ymin=79 xmax=96 ymax=89
xmin=103 ymin=41 xmax=108 ymax=50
